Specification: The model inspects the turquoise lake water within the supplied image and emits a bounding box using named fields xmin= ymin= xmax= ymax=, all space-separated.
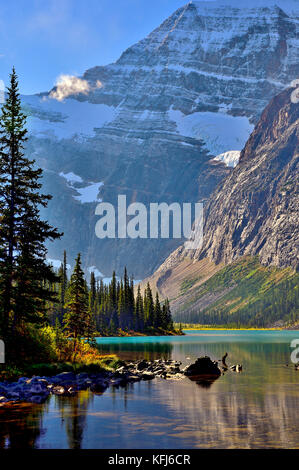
xmin=1 ymin=330 xmax=299 ymax=448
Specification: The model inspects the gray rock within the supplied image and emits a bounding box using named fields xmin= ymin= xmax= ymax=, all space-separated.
xmin=55 ymin=372 xmax=76 ymax=382
xmin=6 ymin=391 xmax=20 ymax=400
xmin=52 ymin=386 xmax=66 ymax=395
xmin=28 ymin=383 xmax=49 ymax=395
xmin=76 ymin=373 xmax=90 ymax=380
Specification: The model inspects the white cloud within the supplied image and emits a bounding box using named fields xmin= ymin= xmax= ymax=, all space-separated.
xmin=50 ymin=74 xmax=102 ymax=101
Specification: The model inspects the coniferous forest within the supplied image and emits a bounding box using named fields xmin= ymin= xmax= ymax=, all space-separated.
xmin=0 ymin=69 xmax=176 ymax=371
xmin=48 ymin=252 xmax=174 ymax=337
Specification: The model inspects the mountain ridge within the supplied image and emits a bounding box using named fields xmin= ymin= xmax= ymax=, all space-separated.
xmin=21 ymin=1 xmax=299 ymax=278
xmin=142 ymin=84 xmax=299 ymax=325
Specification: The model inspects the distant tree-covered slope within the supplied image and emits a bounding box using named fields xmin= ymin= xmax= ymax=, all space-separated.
xmin=174 ymin=257 xmax=299 ymax=328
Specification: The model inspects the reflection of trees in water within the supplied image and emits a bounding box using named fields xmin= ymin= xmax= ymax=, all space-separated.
xmin=154 ymin=378 xmax=299 ymax=448
xmin=0 ymin=402 xmax=47 ymax=448
xmin=97 ymin=341 xmax=173 ymax=361
xmin=55 ymin=391 xmax=93 ymax=450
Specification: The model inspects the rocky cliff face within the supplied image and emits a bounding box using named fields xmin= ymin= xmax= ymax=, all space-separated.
xmin=22 ymin=1 xmax=299 ymax=278
xmin=187 ymin=86 xmax=299 ymax=270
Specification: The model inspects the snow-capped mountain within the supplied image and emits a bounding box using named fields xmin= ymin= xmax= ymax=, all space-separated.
xmin=22 ymin=1 xmax=299 ymax=278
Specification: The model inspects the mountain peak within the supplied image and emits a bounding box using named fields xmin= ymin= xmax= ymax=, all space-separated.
xmin=191 ymin=0 xmax=298 ymax=15
xmin=24 ymin=0 xmax=299 ymax=278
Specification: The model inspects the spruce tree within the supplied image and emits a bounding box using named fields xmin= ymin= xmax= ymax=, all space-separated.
xmin=118 ymin=280 xmax=126 ymax=330
xmin=135 ymin=285 xmax=144 ymax=331
xmin=154 ymin=292 xmax=162 ymax=329
xmin=64 ymin=253 xmax=88 ymax=352
xmin=109 ymin=271 xmax=118 ymax=329
xmin=162 ymin=298 xmax=173 ymax=330
xmin=58 ymin=250 xmax=68 ymax=324
xmin=0 ymin=68 xmax=61 ymax=334
xmin=144 ymin=283 xmax=154 ymax=328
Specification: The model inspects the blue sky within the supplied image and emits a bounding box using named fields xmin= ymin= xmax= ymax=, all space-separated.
xmin=1 ymin=0 xmax=296 ymax=95
xmin=0 ymin=0 xmax=187 ymax=95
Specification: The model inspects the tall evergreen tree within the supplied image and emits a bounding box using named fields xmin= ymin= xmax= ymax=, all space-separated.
xmin=144 ymin=283 xmax=154 ymax=328
xmin=154 ymin=292 xmax=162 ymax=329
xmin=57 ymin=250 xmax=68 ymax=324
xmin=0 ymin=68 xmax=61 ymax=334
xmin=118 ymin=280 xmax=126 ymax=330
xmin=109 ymin=271 xmax=118 ymax=330
xmin=64 ymin=254 xmax=88 ymax=352
xmin=135 ymin=285 xmax=144 ymax=331
xmin=162 ymin=298 xmax=173 ymax=330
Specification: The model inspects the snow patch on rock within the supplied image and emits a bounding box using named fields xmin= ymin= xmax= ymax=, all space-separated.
xmin=59 ymin=171 xmax=103 ymax=204
xmin=214 ymin=150 xmax=241 ymax=167
xmin=73 ymin=182 xmax=104 ymax=204
xmin=59 ymin=172 xmax=83 ymax=184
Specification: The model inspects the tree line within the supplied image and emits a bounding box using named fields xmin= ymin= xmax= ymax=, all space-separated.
xmin=175 ymin=274 xmax=299 ymax=328
xmin=48 ymin=252 xmax=174 ymax=340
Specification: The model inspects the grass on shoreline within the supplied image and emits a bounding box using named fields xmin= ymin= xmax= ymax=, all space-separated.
xmin=98 ymin=327 xmax=183 ymax=337
xmin=175 ymin=323 xmax=285 ymax=331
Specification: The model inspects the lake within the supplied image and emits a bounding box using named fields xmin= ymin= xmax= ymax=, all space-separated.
xmin=1 ymin=330 xmax=299 ymax=449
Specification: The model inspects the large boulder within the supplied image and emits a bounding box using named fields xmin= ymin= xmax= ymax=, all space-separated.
xmin=184 ymin=356 xmax=221 ymax=377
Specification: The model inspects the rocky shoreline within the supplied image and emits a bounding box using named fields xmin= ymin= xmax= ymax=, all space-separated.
xmin=0 ymin=356 xmax=240 ymax=406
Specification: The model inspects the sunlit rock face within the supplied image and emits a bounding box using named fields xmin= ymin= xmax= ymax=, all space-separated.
xmin=22 ymin=1 xmax=299 ymax=277
xmin=192 ymin=87 xmax=299 ymax=270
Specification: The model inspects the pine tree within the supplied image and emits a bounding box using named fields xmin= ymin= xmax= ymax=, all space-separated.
xmin=89 ymin=271 xmax=96 ymax=313
xmin=118 ymin=280 xmax=126 ymax=330
xmin=144 ymin=283 xmax=154 ymax=328
xmin=0 ymin=68 xmax=61 ymax=334
xmin=109 ymin=271 xmax=118 ymax=329
xmin=64 ymin=254 xmax=88 ymax=353
xmin=154 ymin=292 xmax=162 ymax=328
xmin=57 ymin=250 xmax=68 ymax=324
xmin=162 ymin=298 xmax=173 ymax=330
xmin=128 ymin=275 xmax=135 ymax=329
xmin=135 ymin=285 xmax=144 ymax=331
